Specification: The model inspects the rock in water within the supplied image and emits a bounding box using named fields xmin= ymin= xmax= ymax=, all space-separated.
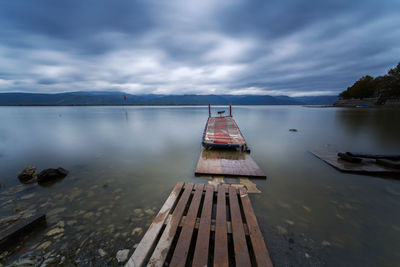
xmin=116 ymin=249 xmax=129 ymax=263
xmin=18 ymin=166 xmax=38 ymax=184
xmin=37 ymin=168 xmax=69 ymax=184
xmin=98 ymin=249 xmax=107 ymax=257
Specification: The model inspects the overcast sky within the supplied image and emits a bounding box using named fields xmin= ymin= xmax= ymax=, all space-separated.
xmin=0 ymin=0 xmax=399 ymax=96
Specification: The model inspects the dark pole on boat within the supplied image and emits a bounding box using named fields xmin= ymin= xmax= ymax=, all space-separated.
xmin=209 ymin=104 xmax=211 ymax=117
xmin=229 ymin=104 xmax=232 ymax=117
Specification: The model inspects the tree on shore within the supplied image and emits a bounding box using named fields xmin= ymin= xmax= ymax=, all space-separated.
xmin=339 ymin=62 xmax=400 ymax=99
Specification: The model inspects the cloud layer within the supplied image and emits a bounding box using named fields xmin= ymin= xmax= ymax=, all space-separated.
xmin=0 ymin=0 xmax=399 ymax=96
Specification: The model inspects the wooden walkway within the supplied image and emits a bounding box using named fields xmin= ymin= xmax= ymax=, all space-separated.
xmin=195 ymin=150 xmax=266 ymax=178
xmin=126 ymin=182 xmax=273 ymax=267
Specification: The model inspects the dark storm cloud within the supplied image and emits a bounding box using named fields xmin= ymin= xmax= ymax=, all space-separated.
xmin=0 ymin=0 xmax=399 ymax=96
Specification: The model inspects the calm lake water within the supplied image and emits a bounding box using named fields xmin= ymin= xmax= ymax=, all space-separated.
xmin=0 ymin=106 xmax=399 ymax=266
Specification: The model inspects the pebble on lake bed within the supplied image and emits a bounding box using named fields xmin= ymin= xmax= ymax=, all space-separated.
xmin=116 ymin=249 xmax=130 ymax=263
xmin=98 ymin=248 xmax=107 ymax=257
xmin=322 ymin=240 xmax=331 ymax=247
xmin=144 ymin=209 xmax=154 ymax=215
xmin=83 ymin=212 xmax=94 ymax=219
xmin=46 ymin=227 xmax=64 ymax=236
xmin=131 ymin=227 xmax=143 ymax=237
xmin=302 ymin=205 xmax=311 ymax=212
xmin=285 ymin=219 xmax=294 ymax=225
xmin=276 ymin=225 xmax=288 ymax=235
xmin=37 ymin=241 xmax=52 ymax=250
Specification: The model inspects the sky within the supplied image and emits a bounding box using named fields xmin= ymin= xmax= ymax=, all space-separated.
xmin=0 ymin=0 xmax=399 ymax=96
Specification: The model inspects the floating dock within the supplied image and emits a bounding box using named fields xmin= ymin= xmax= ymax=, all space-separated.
xmin=202 ymin=106 xmax=247 ymax=151
xmin=196 ymin=105 xmax=265 ymax=178
xmin=311 ymin=150 xmax=400 ymax=175
xmin=125 ymin=182 xmax=273 ymax=267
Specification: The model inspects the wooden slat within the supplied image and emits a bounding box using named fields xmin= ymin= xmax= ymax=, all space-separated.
xmin=214 ymin=184 xmax=229 ymax=267
xmin=170 ymin=184 xmax=204 ymax=267
xmin=0 ymin=214 xmax=46 ymax=249
xmin=228 ymin=186 xmax=251 ymax=266
xmin=147 ymin=183 xmax=194 ymax=267
xmin=125 ymin=182 xmax=184 ymax=267
xmin=192 ymin=184 xmax=214 ymax=267
xmin=239 ymin=188 xmax=273 ymax=267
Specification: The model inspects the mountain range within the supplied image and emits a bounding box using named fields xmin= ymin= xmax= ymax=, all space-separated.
xmin=0 ymin=92 xmax=338 ymax=106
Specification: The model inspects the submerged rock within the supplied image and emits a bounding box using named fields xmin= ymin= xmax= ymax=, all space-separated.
xmin=37 ymin=168 xmax=69 ymax=184
xmin=21 ymin=193 xmax=35 ymax=200
xmin=37 ymin=241 xmax=52 ymax=250
xmin=18 ymin=166 xmax=38 ymax=184
xmin=98 ymin=248 xmax=107 ymax=257
xmin=46 ymin=227 xmax=64 ymax=236
xmin=276 ymin=225 xmax=288 ymax=235
xmin=322 ymin=240 xmax=331 ymax=247
xmin=116 ymin=249 xmax=129 ymax=263
xmin=144 ymin=209 xmax=155 ymax=215
xmin=131 ymin=227 xmax=143 ymax=237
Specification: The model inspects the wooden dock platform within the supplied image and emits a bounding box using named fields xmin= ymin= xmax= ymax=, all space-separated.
xmin=311 ymin=150 xmax=400 ymax=175
xmin=195 ymin=150 xmax=266 ymax=178
xmin=202 ymin=115 xmax=247 ymax=151
xmin=125 ymin=182 xmax=273 ymax=267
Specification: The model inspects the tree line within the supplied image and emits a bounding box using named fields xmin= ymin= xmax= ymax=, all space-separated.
xmin=339 ymin=62 xmax=400 ymax=99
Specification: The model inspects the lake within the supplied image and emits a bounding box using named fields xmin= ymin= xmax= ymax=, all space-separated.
xmin=0 ymin=106 xmax=399 ymax=266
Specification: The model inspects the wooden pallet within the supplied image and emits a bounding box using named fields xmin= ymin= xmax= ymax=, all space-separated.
xmin=126 ymin=182 xmax=273 ymax=267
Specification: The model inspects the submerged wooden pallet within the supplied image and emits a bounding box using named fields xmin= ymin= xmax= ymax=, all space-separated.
xmin=311 ymin=150 xmax=400 ymax=175
xmin=195 ymin=150 xmax=266 ymax=178
xmin=126 ymin=182 xmax=273 ymax=267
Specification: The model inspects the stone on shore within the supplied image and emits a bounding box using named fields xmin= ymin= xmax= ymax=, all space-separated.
xmin=37 ymin=168 xmax=69 ymax=184
xmin=18 ymin=166 xmax=38 ymax=184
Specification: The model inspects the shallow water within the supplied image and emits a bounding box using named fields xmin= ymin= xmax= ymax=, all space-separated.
xmin=0 ymin=106 xmax=399 ymax=266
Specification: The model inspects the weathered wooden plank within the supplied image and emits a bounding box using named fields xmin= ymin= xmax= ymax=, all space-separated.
xmin=192 ymin=184 xmax=214 ymax=267
xmin=125 ymin=182 xmax=184 ymax=267
xmin=195 ymin=150 xmax=266 ymax=178
xmin=170 ymin=184 xmax=204 ymax=267
xmin=147 ymin=183 xmax=194 ymax=267
xmin=239 ymin=188 xmax=273 ymax=267
xmin=0 ymin=214 xmax=46 ymax=250
xmin=214 ymin=184 xmax=229 ymax=267
xmin=228 ymin=186 xmax=251 ymax=266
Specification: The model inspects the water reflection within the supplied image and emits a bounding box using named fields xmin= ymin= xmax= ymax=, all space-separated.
xmin=0 ymin=106 xmax=399 ymax=266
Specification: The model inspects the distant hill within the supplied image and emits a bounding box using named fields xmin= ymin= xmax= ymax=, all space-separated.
xmin=293 ymin=95 xmax=338 ymax=105
xmin=0 ymin=92 xmax=338 ymax=106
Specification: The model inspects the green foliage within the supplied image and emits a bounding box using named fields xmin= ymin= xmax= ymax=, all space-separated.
xmin=339 ymin=62 xmax=400 ymax=99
